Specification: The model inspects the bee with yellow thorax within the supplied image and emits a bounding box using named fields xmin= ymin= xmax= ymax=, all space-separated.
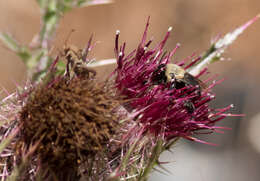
xmin=152 ymin=63 xmax=206 ymax=113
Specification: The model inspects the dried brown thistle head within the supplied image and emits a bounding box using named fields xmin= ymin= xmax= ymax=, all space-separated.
xmin=16 ymin=75 xmax=121 ymax=180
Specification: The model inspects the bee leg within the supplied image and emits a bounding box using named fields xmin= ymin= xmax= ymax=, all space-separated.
xmin=193 ymin=85 xmax=202 ymax=98
xmin=183 ymin=100 xmax=195 ymax=114
xmin=88 ymin=68 xmax=96 ymax=78
xmin=170 ymin=81 xmax=176 ymax=89
xmin=169 ymin=73 xmax=176 ymax=89
xmin=65 ymin=60 xmax=71 ymax=79
xmin=65 ymin=56 xmax=74 ymax=79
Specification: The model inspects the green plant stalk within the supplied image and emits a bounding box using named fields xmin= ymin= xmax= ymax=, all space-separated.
xmin=138 ymin=139 xmax=163 ymax=181
xmin=0 ymin=0 xmax=113 ymax=83
xmin=0 ymin=127 xmax=19 ymax=154
xmin=121 ymin=139 xmax=139 ymax=172
xmin=7 ymin=141 xmax=39 ymax=181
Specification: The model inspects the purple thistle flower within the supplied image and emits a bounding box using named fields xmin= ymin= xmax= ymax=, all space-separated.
xmin=113 ymin=17 xmax=242 ymax=144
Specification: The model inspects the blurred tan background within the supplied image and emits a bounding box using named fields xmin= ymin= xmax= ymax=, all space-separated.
xmin=1 ymin=0 xmax=260 ymax=180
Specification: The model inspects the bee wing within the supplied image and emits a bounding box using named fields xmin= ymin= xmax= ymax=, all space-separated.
xmin=183 ymin=73 xmax=207 ymax=89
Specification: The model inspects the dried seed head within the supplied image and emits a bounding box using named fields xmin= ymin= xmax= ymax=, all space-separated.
xmin=16 ymin=77 xmax=121 ymax=179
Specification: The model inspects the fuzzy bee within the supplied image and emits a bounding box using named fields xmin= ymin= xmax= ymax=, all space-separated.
xmin=61 ymin=30 xmax=96 ymax=80
xmin=165 ymin=64 xmax=206 ymax=91
xmin=63 ymin=44 xmax=96 ymax=80
xmin=152 ymin=63 xmax=206 ymax=113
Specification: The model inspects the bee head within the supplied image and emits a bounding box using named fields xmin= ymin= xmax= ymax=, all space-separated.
xmin=151 ymin=64 xmax=167 ymax=84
